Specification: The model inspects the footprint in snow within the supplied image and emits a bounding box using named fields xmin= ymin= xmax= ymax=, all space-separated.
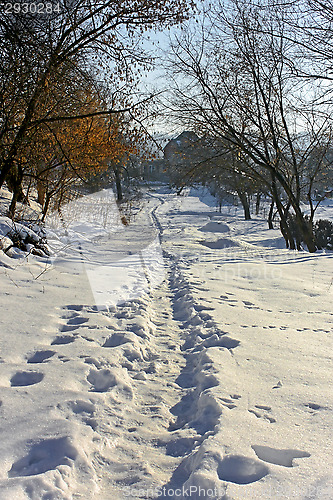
xmin=255 ymin=404 xmax=271 ymax=411
xmin=8 ymin=437 xmax=77 ymax=477
xmin=248 ymin=405 xmax=276 ymax=423
xmin=81 ymin=336 xmax=96 ymax=343
xmin=220 ymin=397 xmax=237 ymax=409
xmin=81 ymin=356 xmax=102 ymax=368
xmin=133 ymin=371 xmax=147 ymax=381
xmin=51 ymin=335 xmax=76 ymax=345
xmin=164 ymin=436 xmax=198 ymax=457
xmin=67 ymin=316 xmax=89 ymax=325
xmin=243 ymin=300 xmax=260 ymax=310
xmin=60 ymin=324 xmax=81 ymax=332
xmin=217 ymin=454 xmax=269 ymax=484
xmin=251 ymin=445 xmax=310 ymax=467
xmin=114 ymin=310 xmax=132 ymax=320
xmin=27 ymin=350 xmax=56 ymax=364
xmin=102 ymin=333 xmax=131 ymax=348
xmin=196 ymin=334 xmax=240 ymax=350
xmin=60 ymin=316 xmax=89 ymax=333
xmin=10 ymin=371 xmax=44 ymax=387
xmin=58 ymin=399 xmax=97 ymax=431
xmin=87 ymin=367 xmax=133 ymax=397
xmin=64 ymin=399 xmax=95 ymax=415
xmin=305 ymin=402 xmax=326 ymax=412
xmin=217 ymin=336 xmax=240 ymax=349
xmin=64 ymin=304 xmax=84 ymax=311
xmin=193 ymin=304 xmax=215 ymax=312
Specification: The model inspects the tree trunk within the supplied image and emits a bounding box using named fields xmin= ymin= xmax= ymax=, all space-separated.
xmin=7 ymin=164 xmax=24 ymax=218
xmin=268 ymin=200 xmax=274 ymax=229
xmin=273 ymin=186 xmax=296 ymax=250
xmin=37 ymin=180 xmax=46 ymax=206
xmin=41 ymin=193 xmax=52 ymax=222
xmin=113 ymin=166 xmax=123 ymax=202
xmin=280 ymin=216 xmax=295 ymax=249
xmin=271 ymin=168 xmax=317 ymax=252
xmin=37 ymin=164 xmax=47 ymax=205
xmin=0 ymin=55 xmax=55 ymax=190
xmin=255 ymin=193 xmax=261 ymax=215
xmin=237 ymin=190 xmax=251 ymax=220
xmin=271 ymin=177 xmax=295 ymax=249
xmin=294 ymin=211 xmax=317 ymax=252
xmin=0 ymin=98 xmax=42 ymax=189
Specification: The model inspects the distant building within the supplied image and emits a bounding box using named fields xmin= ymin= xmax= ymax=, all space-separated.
xmin=164 ymin=131 xmax=199 ymax=164
xmin=141 ymin=131 xmax=200 ymax=182
xmin=142 ymin=158 xmax=168 ymax=181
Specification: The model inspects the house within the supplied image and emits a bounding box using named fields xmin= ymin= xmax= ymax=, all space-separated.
xmin=163 ymin=131 xmax=199 ymax=164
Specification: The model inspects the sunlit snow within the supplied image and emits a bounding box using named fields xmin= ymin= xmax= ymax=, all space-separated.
xmin=0 ymin=186 xmax=332 ymax=499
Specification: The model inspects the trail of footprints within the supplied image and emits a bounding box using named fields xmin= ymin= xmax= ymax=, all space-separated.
xmin=165 ymin=271 xmax=281 ymax=444
xmin=5 ymin=276 xmax=322 ymax=488
xmin=8 ymin=289 xmax=325 ymax=398
xmin=6 ymin=296 xmax=178 ymax=486
xmin=7 ymin=307 xmax=88 ymax=389
xmin=10 ymin=303 xmax=128 ymax=391
xmin=160 ymin=266 xmax=244 ymax=471
xmin=218 ymin=292 xmax=331 ymax=333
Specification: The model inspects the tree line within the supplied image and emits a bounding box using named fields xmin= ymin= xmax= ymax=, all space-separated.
xmin=163 ymin=0 xmax=333 ymax=252
xmin=0 ymin=0 xmax=194 ymax=218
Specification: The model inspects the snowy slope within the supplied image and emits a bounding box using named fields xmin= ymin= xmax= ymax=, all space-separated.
xmin=0 ymin=186 xmax=332 ymax=500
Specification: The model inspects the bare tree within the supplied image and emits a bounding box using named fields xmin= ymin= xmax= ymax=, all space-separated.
xmin=163 ymin=0 xmax=333 ymax=252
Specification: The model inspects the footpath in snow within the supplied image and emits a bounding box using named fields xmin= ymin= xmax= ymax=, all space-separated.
xmin=0 ymin=186 xmax=332 ymax=500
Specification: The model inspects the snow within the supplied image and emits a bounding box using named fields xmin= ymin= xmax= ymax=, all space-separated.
xmin=0 ymin=186 xmax=332 ymax=499
xmin=199 ymin=222 xmax=230 ymax=233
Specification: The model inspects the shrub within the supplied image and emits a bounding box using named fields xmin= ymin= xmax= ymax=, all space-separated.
xmin=286 ymin=214 xmax=333 ymax=251
xmin=314 ymin=219 xmax=333 ymax=250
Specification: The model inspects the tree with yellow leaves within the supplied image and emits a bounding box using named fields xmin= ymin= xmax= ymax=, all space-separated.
xmin=15 ymin=72 xmax=138 ymax=219
xmin=0 ymin=0 xmax=196 ymax=217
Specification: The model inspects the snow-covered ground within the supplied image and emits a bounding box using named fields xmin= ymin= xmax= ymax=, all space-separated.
xmin=0 ymin=186 xmax=332 ymax=500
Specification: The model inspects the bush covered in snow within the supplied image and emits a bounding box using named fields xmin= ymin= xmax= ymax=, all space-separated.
xmin=0 ymin=217 xmax=50 ymax=257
